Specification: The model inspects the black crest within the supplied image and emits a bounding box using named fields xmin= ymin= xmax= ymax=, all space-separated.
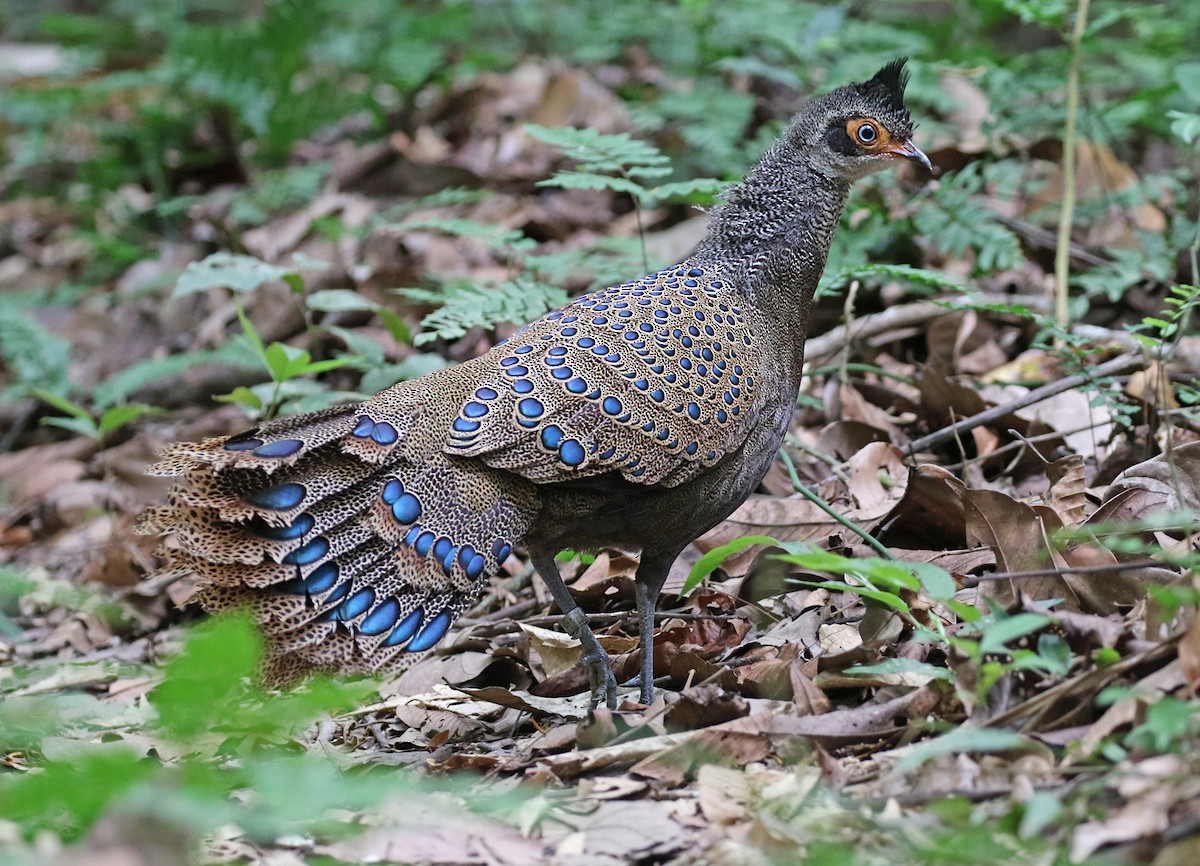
xmin=867 ymin=58 xmax=910 ymax=114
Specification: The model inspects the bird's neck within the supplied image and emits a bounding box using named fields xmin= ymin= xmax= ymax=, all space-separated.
xmin=695 ymin=144 xmax=850 ymax=364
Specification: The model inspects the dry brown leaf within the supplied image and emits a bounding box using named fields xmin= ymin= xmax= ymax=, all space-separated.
xmin=816 ymin=419 xmax=889 ymax=461
xmin=1047 ymin=454 xmax=1088 ymax=527
xmin=318 ymin=798 xmax=546 ymax=866
xmin=876 ymin=463 xmax=968 ymax=548
xmin=1177 ymin=614 xmax=1200 ymax=692
xmin=1029 ymin=139 xmax=1166 ymax=249
xmin=1107 ymin=441 xmax=1200 ymax=513
xmin=844 ymin=442 xmax=909 ymax=517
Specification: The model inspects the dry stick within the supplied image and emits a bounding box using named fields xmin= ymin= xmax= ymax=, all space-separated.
xmin=1053 ymin=0 xmax=1091 ymax=332
xmin=962 ymin=558 xmax=1166 ymax=588
xmin=803 ymin=293 xmax=1050 ymax=363
xmin=903 ymin=352 xmax=1143 ymax=456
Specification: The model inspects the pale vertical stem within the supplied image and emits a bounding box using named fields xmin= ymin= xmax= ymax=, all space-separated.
xmin=1053 ymin=0 xmax=1092 ymax=333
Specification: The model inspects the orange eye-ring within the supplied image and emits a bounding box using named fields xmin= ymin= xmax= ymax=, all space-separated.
xmin=847 ymin=118 xmax=891 ymax=151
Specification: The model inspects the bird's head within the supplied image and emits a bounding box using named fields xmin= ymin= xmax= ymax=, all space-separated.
xmin=789 ymin=59 xmax=931 ymax=183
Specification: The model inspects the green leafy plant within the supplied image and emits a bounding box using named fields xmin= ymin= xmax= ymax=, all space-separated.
xmin=33 ymin=390 xmax=160 ymax=442
xmin=526 ymin=124 xmax=724 ymax=266
xmin=220 ymin=305 xmax=354 ymax=420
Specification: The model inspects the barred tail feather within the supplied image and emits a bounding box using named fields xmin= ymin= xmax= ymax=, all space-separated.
xmin=138 ymin=388 xmax=539 ymax=681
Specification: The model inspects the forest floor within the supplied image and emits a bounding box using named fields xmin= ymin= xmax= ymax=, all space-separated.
xmin=3 ymin=13 xmax=1200 ymax=866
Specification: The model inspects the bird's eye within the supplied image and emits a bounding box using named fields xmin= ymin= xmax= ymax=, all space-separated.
xmin=855 ymin=122 xmax=878 ymax=144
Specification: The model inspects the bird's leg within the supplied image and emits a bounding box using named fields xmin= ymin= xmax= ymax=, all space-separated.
xmin=531 ymin=553 xmax=618 ymax=709
xmin=632 ymin=553 xmax=673 ymax=705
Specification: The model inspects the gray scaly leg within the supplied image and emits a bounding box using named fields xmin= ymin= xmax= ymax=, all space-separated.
xmin=531 ymin=552 xmax=618 ymax=709
xmin=633 ymin=551 xmax=674 ymax=705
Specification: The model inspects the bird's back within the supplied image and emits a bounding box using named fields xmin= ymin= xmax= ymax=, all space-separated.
xmin=138 ymin=259 xmax=781 ymax=679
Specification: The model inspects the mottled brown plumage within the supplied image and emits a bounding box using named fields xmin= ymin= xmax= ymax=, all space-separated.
xmin=138 ymin=60 xmax=929 ymax=706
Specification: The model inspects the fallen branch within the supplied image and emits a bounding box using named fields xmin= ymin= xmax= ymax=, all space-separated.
xmin=904 ymin=352 xmax=1144 ymax=456
xmin=804 ymin=293 xmax=1050 ymax=363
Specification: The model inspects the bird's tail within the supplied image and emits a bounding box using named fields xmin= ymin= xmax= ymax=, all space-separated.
xmin=137 ymin=390 xmax=537 ymax=683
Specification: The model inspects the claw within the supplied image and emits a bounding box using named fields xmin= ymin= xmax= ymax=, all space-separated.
xmin=573 ymin=638 xmax=614 ymax=705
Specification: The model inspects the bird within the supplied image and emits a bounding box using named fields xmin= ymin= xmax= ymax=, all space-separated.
xmin=138 ymin=59 xmax=930 ymax=709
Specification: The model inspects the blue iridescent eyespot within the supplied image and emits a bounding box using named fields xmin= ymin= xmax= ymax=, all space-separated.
xmin=559 ymin=439 xmax=586 ymax=466
xmin=513 ymin=379 xmax=534 ymax=393
xmin=518 ymin=398 xmax=544 ymax=418
xmin=251 ymin=513 xmax=314 ymax=540
xmin=283 ymin=536 xmax=329 ymax=566
xmin=224 ymin=435 xmax=263 ymax=451
xmin=408 ymin=610 xmax=453 ymax=652
xmin=541 ymin=425 xmax=564 ymax=449
xmin=376 ymin=474 xmax=400 ymax=503
xmin=391 ymin=493 xmax=421 ymax=525
xmin=341 ymin=587 xmax=375 ymax=619
xmin=476 ymin=387 xmax=499 ymax=400
xmin=253 ymin=439 xmax=303 ymax=459
xmin=245 ymin=482 xmax=306 ymax=511
xmin=360 ymin=598 xmax=401 ymax=635
xmin=384 ymin=608 xmax=424 ymax=647
xmin=371 ymin=422 xmax=398 ymax=445
xmin=304 ymin=562 xmax=339 ymax=593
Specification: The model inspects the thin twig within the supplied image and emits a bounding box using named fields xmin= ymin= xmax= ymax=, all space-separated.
xmin=962 ymin=558 xmax=1168 ymax=588
xmin=1053 ymin=0 xmax=1091 ymax=332
xmin=778 ymin=449 xmax=895 ymax=560
xmin=904 ymin=352 xmax=1142 ymax=456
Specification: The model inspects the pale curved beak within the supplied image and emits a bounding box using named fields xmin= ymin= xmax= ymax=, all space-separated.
xmin=889 ymin=139 xmax=933 ymax=172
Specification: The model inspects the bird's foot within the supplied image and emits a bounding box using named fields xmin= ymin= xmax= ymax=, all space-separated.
xmin=562 ymin=608 xmax=618 ymax=709
xmin=621 ymin=673 xmax=656 ymax=706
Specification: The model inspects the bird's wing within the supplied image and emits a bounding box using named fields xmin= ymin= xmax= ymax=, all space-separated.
xmin=442 ymin=264 xmax=763 ymax=487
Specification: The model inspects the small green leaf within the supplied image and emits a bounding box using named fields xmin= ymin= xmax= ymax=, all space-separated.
xmin=41 ymin=415 xmax=100 ymax=439
xmin=893 ymin=726 xmax=1038 ymax=773
xmin=33 ymin=389 xmax=92 ymax=421
xmin=216 ymin=386 xmax=264 ymax=412
xmin=305 ymin=289 xmax=379 ymax=313
xmin=174 ymin=253 xmax=297 ymax=297
xmin=683 ymin=534 xmax=781 ymax=594
xmin=97 ymin=403 xmax=160 ymax=437
xmin=976 ymin=613 xmax=1051 ymax=655
xmin=844 ymin=658 xmax=954 ymax=681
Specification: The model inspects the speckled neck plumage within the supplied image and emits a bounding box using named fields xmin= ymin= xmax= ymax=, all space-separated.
xmin=137 ymin=61 xmax=924 ymax=708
